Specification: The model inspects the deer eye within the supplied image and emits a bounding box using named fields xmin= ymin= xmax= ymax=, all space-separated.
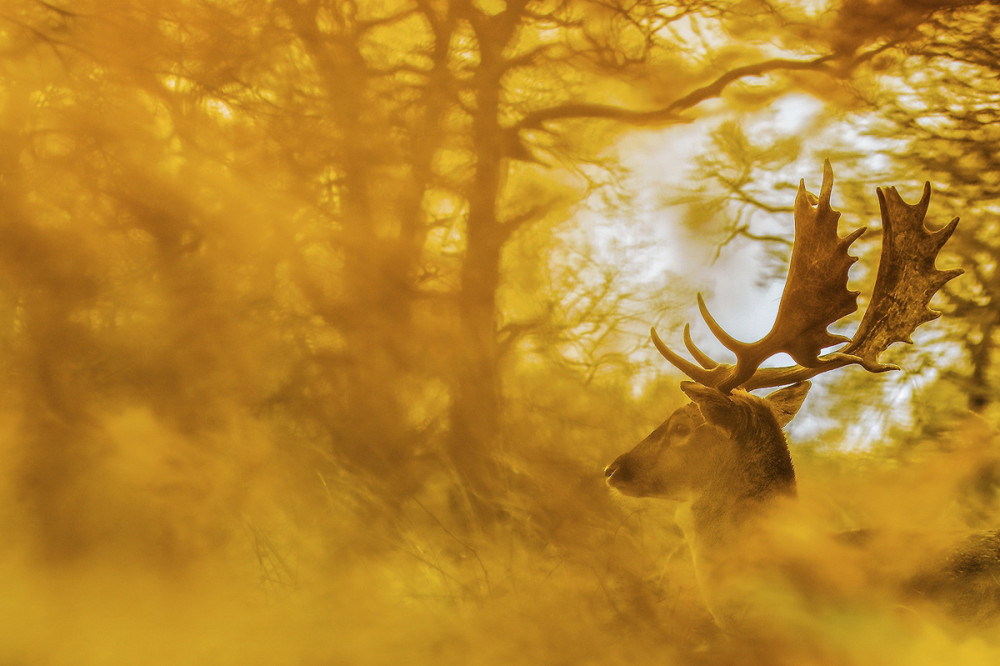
xmin=672 ymin=423 xmax=691 ymax=438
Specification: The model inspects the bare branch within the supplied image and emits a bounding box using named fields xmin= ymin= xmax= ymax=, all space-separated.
xmin=515 ymin=54 xmax=836 ymax=130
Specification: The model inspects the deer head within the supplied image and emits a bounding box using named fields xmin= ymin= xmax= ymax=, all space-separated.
xmin=605 ymin=381 xmax=809 ymax=503
xmin=605 ymin=161 xmax=962 ymax=508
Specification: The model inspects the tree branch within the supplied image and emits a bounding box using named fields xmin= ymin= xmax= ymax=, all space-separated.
xmin=665 ymin=54 xmax=836 ymax=114
xmin=514 ymin=53 xmax=836 ymax=130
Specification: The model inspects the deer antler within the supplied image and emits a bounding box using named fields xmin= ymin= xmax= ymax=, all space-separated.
xmin=845 ymin=184 xmax=963 ymax=366
xmin=653 ymin=161 xmax=963 ymax=393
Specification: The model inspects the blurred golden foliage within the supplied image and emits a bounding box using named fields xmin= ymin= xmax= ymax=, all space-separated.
xmin=0 ymin=0 xmax=998 ymax=664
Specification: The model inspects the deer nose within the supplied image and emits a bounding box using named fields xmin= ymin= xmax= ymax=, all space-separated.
xmin=604 ymin=461 xmax=619 ymax=478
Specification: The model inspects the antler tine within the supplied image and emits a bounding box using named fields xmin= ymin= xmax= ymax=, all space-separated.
xmin=651 ymin=326 xmax=724 ymax=386
xmin=818 ymin=154 xmax=834 ymax=206
xmin=683 ymin=323 xmax=719 ymax=369
xmin=696 ymin=293 xmax=746 ymax=355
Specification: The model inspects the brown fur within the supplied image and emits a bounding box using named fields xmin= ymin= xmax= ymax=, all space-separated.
xmin=604 ymin=383 xmax=810 ymax=630
xmin=605 ymin=383 xmax=807 ymax=506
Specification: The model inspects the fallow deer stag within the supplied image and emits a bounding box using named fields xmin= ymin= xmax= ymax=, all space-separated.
xmin=604 ymin=161 xmax=971 ymax=631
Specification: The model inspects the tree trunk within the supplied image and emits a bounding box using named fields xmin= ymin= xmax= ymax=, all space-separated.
xmin=445 ymin=10 xmax=513 ymax=508
xmin=449 ymin=224 xmax=504 ymax=501
xmin=967 ymin=321 xmax=995 ymax=414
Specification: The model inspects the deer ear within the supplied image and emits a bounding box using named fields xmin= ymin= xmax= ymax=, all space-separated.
xmin=764 ymin=382 xmax=811 ymax=427
xmin=680 ymin=382 xmax=737 ymax=431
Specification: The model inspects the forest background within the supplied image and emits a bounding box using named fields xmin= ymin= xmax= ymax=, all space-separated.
xmin=0 ymin=1 xmax=998 ymax=664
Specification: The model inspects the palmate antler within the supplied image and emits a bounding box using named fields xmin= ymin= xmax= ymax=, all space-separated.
xmin=654 ymin=161 xmax=963 ymax=394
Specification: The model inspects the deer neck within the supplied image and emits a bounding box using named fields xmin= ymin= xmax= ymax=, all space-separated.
xmin=686 ymin=421 xmax=796 ymax=545
xmin=684 ymin=480 xmax=792 ymax=548
xmin=675 ymin=423 xmax=797 ymax=629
